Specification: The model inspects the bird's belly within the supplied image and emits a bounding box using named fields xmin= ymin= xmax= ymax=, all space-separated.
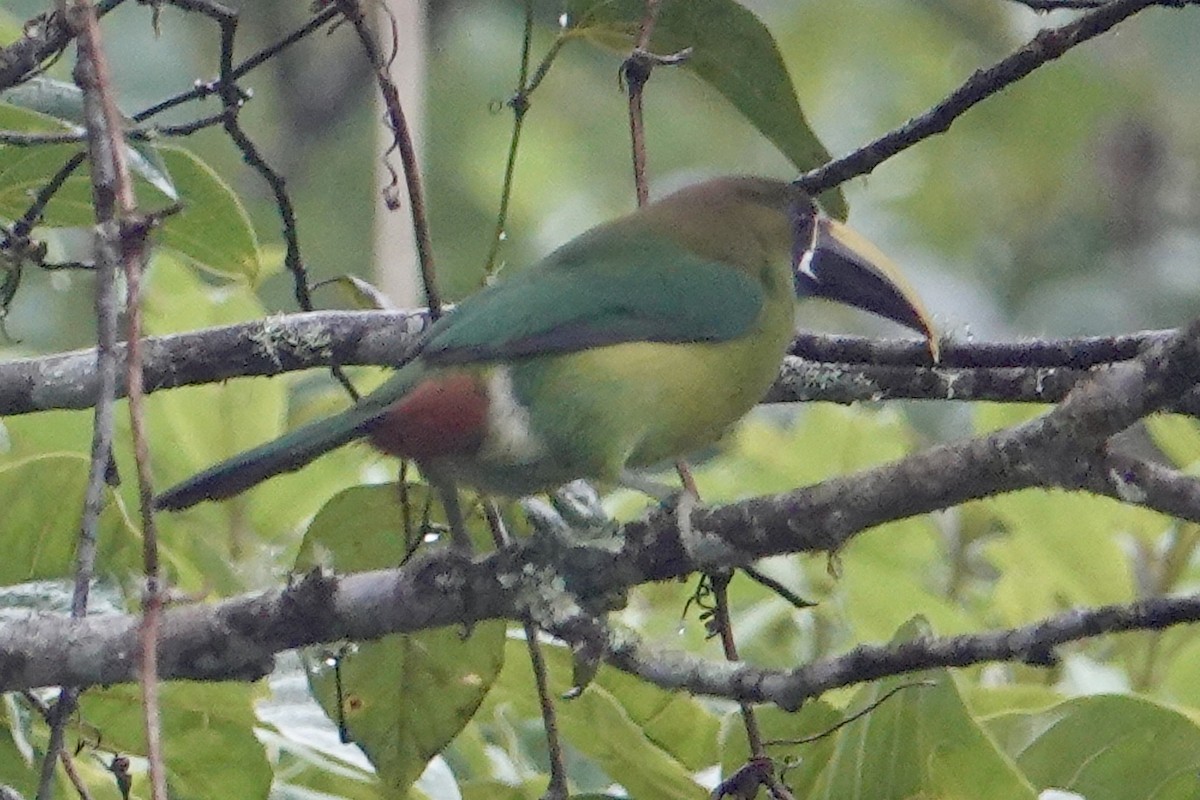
xmin=504 ymin=336 xmax=788 ymax=484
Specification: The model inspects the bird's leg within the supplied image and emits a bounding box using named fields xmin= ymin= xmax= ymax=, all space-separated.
xmin=430 ymin=476 xmax=474 ymax=554
xmin=620 ymin=465 xmax=701 ymax=558
xmin=617 ymin=469 xmax=678 ymax=503
xmin=673 ymin=459 xmax=700 ymax=558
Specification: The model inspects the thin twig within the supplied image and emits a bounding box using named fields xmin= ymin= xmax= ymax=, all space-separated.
xmin=707 ymin=574 xmax=764 ymax=752
xmin=0 ymin=109 xmax=231 ymax=144
xmin=478 ymin=16 xmax=571 ymax=281
xmin=131 ymin=4 xmax=340 ymax=123
xmin=763 ymin=682 xmax=933 ymax=747
xmin=482 ymin=0 xmax=535 ymax=280
xmin=209 ymin=6 xmax=313 ymax=310
xmin=18 ymin=690 xmax=105 ymax=794
xmin=128 ymin=216 xmax=167 ymax=800
xmin=625 ymin=0 xmax=660 ymax=206
xmin=70 ymin=0 xmax=170 ymax=794
xmin=2 ymin=4 xmax=338 ymax=337
xmin=33 ymin=2 xmax=126 ymax=796
xmin=741 ymin=567 xmax=815 ymax=611
xmin=523 ymin=616 xmax=569 ymax=800
xmin=168 ymin=0 xmax=359 ymax=400
xmin=59 ymin=748 xmax=97 ymax=800
xmin=2 ymin=150 xmax=86 ymax=263
xmin=796 ymin=0 xmax=1189 ymax=195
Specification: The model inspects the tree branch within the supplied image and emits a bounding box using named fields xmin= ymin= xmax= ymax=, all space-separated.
xmin=6 ymin=311 xmax=1200 ymax=419
xmin=3 ymin=318 xmax=1199 ymax=696
xmin=0 ymin=0 xmax=124 ymax=92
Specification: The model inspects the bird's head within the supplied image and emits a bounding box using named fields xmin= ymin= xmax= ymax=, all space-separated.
xmin=650 ymin=176 xmax=938 ymax=358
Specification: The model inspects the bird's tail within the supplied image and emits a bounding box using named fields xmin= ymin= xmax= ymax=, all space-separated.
xmin=154 ymin=369 xmax=417 ymax=511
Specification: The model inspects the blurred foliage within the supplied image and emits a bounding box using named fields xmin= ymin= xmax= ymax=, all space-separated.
xmin=2 ymin=0 xmax=1200 ymax=798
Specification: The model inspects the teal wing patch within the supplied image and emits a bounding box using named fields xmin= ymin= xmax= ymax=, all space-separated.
xmin=423 ymin=228 xmax=766 ymax=364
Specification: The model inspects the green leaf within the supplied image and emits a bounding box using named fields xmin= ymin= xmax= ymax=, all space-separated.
xmin=140 ymin=254 xmax=369 ymax=590
xmin=0 ymin=408 xmax=95 ymax=460
xmin=78 ymin=683 xmax=272 ymax=799
xmin=983 ymin=489 xmax=1143 ymax=626
xmin=586 ymin=662 xmax=720 ymax=772
xmin=461 ymin=779 xmax=551 ymax=800
xmin=317 ymin=274 xmax=396 ymax=310
xmin=0 ymin=94 xmax=258 ymax=282
xmin=0 ymin=696 xmax=34 ymax=798
xmin=973 ymin=407 xmax=1159 ymax=628
xmin=481 ymin=638 xmax=710 ymax=800
xmin=973 ymin=402 xmax=1045 ymax=435
xmin=0 ymin=102 xmax=92 ymax=226
xmin=2 ymin=77 xmax=176 ymax=199
xmin=806 ymin=619 xmax=1036 ymax=800
xmin=1146 ymin=414 xmax=1200 ymax=473
xmin=564 ymin=0 xmax=846 ymax=218
xmin=3 ymin=77 xmax=97 ymax=127
xmin=297 ymin=484 xmax=506 ymax=796
xmin=689 ymin=406 xmax=916 ymax=504
xmin=685 ymin=408 xmax=975 ymax=647
xmin=258 ymin=654 xmax=384 ymax=800
xmin=141 ymin=255 xmax=296 ymax=582
xmin=154 ymin=145 xmax=264 ymax=284
xmin=0 ymin=9 xmax=24 ymax=48
xmin=966 ymin=683 xmax=1064 ymax=718
xmin=986 ymin=694 xmax=1200 ymax=799
xmin=0 ymin=453 xmax=142 ymax=581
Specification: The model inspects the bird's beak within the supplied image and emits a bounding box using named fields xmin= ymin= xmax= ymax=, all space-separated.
xmin=793 ymin=213 xmax=939 ymax=361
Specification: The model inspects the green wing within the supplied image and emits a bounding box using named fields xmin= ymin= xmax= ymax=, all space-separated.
xmin=423 ymin=227 xmax=766 ymax=365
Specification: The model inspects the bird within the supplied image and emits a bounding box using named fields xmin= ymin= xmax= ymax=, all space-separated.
xmin=155 ymin=176 xmax=935 ymax=551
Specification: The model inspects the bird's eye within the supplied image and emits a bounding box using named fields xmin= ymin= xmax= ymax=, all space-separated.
xmin=789 ymin=200 xmax=819 ymax=278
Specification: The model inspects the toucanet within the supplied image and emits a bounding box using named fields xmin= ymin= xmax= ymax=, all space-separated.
xmin=155 ymin=177 xmax=935 ymax=550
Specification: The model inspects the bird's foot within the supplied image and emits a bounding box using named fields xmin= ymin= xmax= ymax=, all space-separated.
xmin=521 ymin=480 xmax=620 ymax=547
xmin=619 ymin=469 xmax=710 ymax=563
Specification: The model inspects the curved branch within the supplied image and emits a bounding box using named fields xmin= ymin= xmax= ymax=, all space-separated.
xmin=797 ymin=0 xmax=1192 ymax=194
xmin=606 ymin=591 xmax=1200 ymax=709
